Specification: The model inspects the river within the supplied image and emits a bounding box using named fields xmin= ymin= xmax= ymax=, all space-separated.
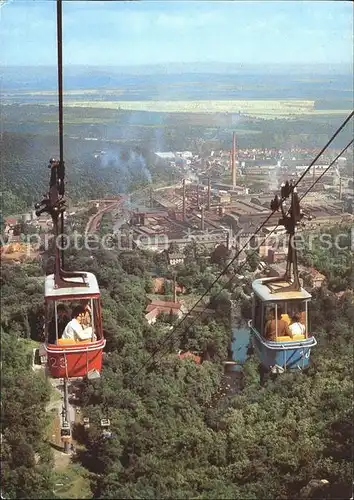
xmin=231 ymin=326 xmax=251 ymax=371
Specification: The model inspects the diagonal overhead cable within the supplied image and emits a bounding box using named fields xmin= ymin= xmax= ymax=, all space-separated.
xmin=144 ymin=138 xmax=354 ymax=375
xmin=129 ymin=111 xmax=353 ymax=381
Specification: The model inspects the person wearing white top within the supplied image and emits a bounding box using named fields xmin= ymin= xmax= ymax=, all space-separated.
xmin=62 ymin=305 xmax=96 ymax=341
xmin=289 ymin=313 xmax=306 ymax=336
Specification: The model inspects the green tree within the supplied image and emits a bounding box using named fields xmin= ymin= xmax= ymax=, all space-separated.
xmin=245 ymin=249 xmax=261 ymax=272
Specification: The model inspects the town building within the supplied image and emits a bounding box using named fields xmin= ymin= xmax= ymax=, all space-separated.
xmin=145 ymin=299 xmax=187 ymax=325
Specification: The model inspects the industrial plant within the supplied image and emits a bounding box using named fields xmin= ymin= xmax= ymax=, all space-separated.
xmin=124 ymin=133 xmax=353 ymax=258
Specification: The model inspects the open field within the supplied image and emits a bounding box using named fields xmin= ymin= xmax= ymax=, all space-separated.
xmin=60 ymin=99 xmax=351 ymax=118
xmin=53 ymin=464 xmax=92 ymax=499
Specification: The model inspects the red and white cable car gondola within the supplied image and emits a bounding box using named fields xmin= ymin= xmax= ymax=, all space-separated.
xmin=36 ymin=157 xmax=106 ymax=380
xmin=44 ymin=272 xmax=106 ymax=379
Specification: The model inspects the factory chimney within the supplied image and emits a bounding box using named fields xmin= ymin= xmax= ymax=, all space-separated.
xmin=201 ymin=206 xmax=205 ymax=230
xmin=207 ymin=177 xmax=211 ymax=210
xmin=196 ymin=182 xmax=200 ymax=208
xmin=173 ymin=274 xmax=177 ymax=303
xmin=339 ymin=177 xmax=342 ymax=200
xmin=182 ymin=178 xmax=186 ymax=220
xmin=232 ymin=131 xmax=236 ymax=189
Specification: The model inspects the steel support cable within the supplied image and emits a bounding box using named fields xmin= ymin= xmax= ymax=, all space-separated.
xmin=293 ymin=110 xmax=353 ymax=188
xmin=130 ymin=113 xmax=353 ymax=382
xmin=57 ymin=0 xmax=64 ymax=167
xmin=56 ymin=0 xmax=65 ymax=265
xmin=299 ymin=139 xmax=354 ymax=201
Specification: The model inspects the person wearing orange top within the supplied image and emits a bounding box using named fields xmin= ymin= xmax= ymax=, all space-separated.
xmin=265 ymin=308 xmax=292 ymax=341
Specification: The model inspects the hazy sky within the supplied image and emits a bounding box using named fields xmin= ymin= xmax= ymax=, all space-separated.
xmin=1 ymin=1 xmax=353 ymax=66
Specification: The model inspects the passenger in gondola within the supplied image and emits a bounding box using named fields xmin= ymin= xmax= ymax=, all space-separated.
xmin=289 ymin=312 xmax=306 ymax=336
xmin=281 ymin=311 xmax=291 ymax=325
xmin=300 ymin=310 xmax=306 ymax=325
xmin=62 ymin=305 xmax=96 ymax=342
xmin=48 ymin=303 xmax=70 ymax=344
xmin=82 ymin=300 xmax=92 ymax=328
xmin=265 ymin=307 xmax=292 ymax=340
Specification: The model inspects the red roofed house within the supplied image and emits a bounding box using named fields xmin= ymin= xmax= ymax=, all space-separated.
xmin=145 ymin=299 xmax=187 ymax=325
xmin=177 ymin=351 xmax=202 ymax=364
xmin=4 ymin=217 xmax=17 ymax=227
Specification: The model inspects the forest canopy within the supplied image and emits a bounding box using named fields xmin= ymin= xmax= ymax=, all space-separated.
xmin=0 ymin=131 xmax=179 ymax=217
xmin=1 ymin=233 xmax=353 ymax=499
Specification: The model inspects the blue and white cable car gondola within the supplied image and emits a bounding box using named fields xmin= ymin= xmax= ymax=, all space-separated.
xmin=250 ymin=277 xmax=317 ymax=373
xmin=249 ymin=181 xmax=317 ymax=373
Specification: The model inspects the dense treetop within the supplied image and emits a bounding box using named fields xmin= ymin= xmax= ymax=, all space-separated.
xmin=1 ymin=231 xmax=353 ymax=498
xmin=1 ymin=332 xmax=55 ymax=499
xmin=298 ymin=224 xmax=354 ymax=292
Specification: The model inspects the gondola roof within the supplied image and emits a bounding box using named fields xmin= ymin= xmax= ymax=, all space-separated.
xmin=252 ymin=277 xmax=312 ymax=302
xmin=45 ymin=272 xmax=100 ymax=299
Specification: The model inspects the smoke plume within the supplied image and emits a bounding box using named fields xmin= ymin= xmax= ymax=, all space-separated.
xmin=99 ymin=147 xmax=151 ymax=191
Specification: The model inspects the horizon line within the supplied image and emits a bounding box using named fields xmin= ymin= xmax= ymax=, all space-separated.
xmin=1 ymin=62 xmax=353 ymax=68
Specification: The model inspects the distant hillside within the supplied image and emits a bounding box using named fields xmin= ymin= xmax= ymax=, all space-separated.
xmin=0 ymin=132 xmax=158 ymax=216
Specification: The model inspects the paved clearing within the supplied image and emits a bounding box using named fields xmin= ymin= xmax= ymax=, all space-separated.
xmin=53 ymin=449 xmax=72 ymax=470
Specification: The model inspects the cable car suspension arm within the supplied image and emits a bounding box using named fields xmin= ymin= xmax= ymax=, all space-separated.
xmin=34 ymin=0 xmax=87 ymax=288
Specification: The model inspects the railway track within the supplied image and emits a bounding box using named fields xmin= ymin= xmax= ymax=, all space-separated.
xmin=84 ymin=181 xmax=181 ymax=236
xmin=85 ymin=199 xmax=124 ymax=235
